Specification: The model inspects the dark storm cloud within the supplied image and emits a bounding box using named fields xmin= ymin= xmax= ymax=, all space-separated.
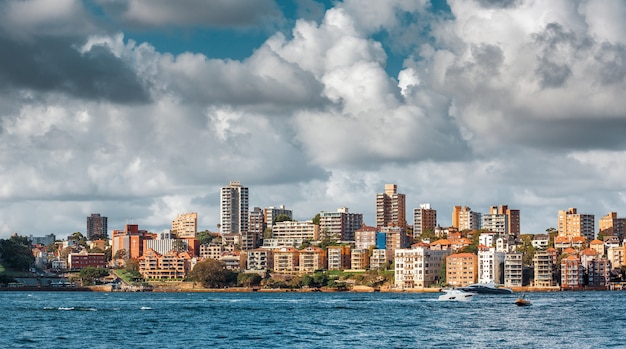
xmin=535 ymin=58 xmax=572 ymax=88
xmin=596 ymin=42 xmax=626 ymax=85
xmin=0 ymin=35 xmax=150 ymax=104
xmin=532 ymin=23 xmax=587 ymax=88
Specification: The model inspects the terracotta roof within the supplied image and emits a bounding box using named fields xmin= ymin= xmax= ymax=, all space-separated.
xmin=555 ymin=236 xmax=570 ymax=243
xmin=448 ymin=253 xmax=477 ymax=258
xmin=590 ymin=239 xmax=604 ymax=245
xmin=431 ymin=239 xmax=451 ymax=245
xmin=581 ymin=248 xmax=597 ymax=256
xmin=572 ymin=236 xmax=587 ymax=243
xmin=412 ymin=241 xmax=430 ymax=248
xmin=563 ymin=247 xmax=577 ymax=254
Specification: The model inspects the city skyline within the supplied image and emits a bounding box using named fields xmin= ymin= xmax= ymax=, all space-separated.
xmin=1 ymin=1 xmax=626 ymax=239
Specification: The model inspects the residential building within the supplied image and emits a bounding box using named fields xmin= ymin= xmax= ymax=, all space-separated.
xmin=534 ymin=250 xmax=556 ymax=287
xmin=350 ymin=249 xmax=369 ymax=270
xmin=395 ymin=245 xmax=450 ymax=289
xmin=86 ymin=213 xmax=108 ymax=240
xmin=68 ymin=250 xmax=107 ymax=269
xmin=138 ymin=249 xmax=192 ymax=279
xmin=354 ymin=225 xmax=378 ymax=250
xmin=273 ymin=247 xmax=299 ymax=274
xmin=327 ymin=245 xmax=351 ymax=270
xmin=588 ymin=258 xmax=611 ymax=287
xmin=482 ymin=205 xmax=520 ymax=238
xmin=504 ymin=252 xmax=523 ymax=287
xmin=264 ymin=220 xmax=319 ymax=248
xmin=220 ymin=181 xmax=249 ymax=234
xmin=29 ymin=234 xmax=56 ymax=246
xmin=413 ymin=203 xmax=437 ymax=239
xmin=264 ymin=205 xmax=293 ymax=227
xmin=370 ymin=249 xmax=389 ymax=270
xmin=171 ymin=212 xmax=197 ymax=239
xmin=561 ymin=255 xmax=584 ymax=289
xmin=244 ymin=207 xmax=265 ymax=250
xmin=532 ymin=234 xmax=549 ymax=250
xmin=478 ymin=246 xmax=505 ymax=284
xmin=589 ymin=239 xmax=605 ymax=257
xmin=558 ymin=208 xmax=595 ymax=241
xmin=446 ymin=253 xmax=478 ymax=287
xmin=111 ymin=224 xmax=153 ymax=261
xmin=246 ymin=248 xmax=273 ymax=271
xmin=599 ymin=212 xmax=626 ymax=241
xmin=376 ymin=184 xmax=406 ymax=228
xmin=299 ymin=247 xmax=326 ymax=274
xmin=199 ymin=244 xmax=234 ymax=260
xmin=145 ymin=232 xmax=188 ymax=255
xmin=220 ymin=251 xmax=245 ymax=271
xmin=607 ymin=246 xmax=624 ymax=268
xmin=452 ymin=206 xmax=481 ymax=231
xmin=319 ymin=208 xmax=363 ymax=241
xmin=379 ymin=226 xmax=410 ymax=259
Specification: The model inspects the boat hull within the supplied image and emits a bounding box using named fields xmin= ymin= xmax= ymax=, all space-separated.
xmin=458 ymin=283 xmax=513 ymax=294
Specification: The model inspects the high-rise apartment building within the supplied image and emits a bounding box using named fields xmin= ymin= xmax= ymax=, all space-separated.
xmin=413 ymin=203 xmax=437 ymax=239
xmin=171 ymin=212 xmax=198 ymax=239
xmin=376 ymin=184 xmax=406 ymax=229
xmin=86 ymin=213 xmax=108 ymax=240
xmin=482 ymin=205 xmax=521 ymax=238
xmin=599 ymin=212 xmax=626 ymax=241
xmin=452 ymin=206 xmax=481 ymax=231
xmin=220 ymin=181 xmax=249 ymax=234
xmin=558 ymin=208 xmax=595 ymax=241
xmin=319 ymin=207 xmax=363 ymax=241
xmin=244 ymin=207 xmax=266 ymax=250
xmin=264 ymin=205 xmax=293 ymax=227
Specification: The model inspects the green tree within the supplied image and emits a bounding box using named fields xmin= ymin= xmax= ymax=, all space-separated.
xmin=104 ymin=247 xmax=112 ymax=262
xmin=546 ymin=227 xmax=558 ymax=248
xmin=197 ymin=230 xmax=214 ymax=245
xmin=79 ymin=267 xmax=109 ymax=286
xmin=263 ymin=227 xmax=273 ymax=239
xmin=237 ymin=273 xmax=262 ymax=287
xmin=69 ymin=232 xmax=87 ymax=247
xmin=113 ymin=249 xmax=127 ymax=260
xmin=275 ymin=214 xmax=293 ymax=223
xmin=188 ymin=259 xmax=235 ymax=288
xmin=312 ymin=213 xmax=321 ymax=225
xmin=0 ymin=235 xmax=34 ymax=271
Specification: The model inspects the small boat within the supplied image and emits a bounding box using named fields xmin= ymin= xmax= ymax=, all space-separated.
xmin=515 ymin=294 xmax=531 ymax=306
xmin=438 ymin=289 xmax=476 ymax=301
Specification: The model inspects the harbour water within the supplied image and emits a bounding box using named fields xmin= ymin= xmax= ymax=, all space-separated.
xmin=1 ymin=290 xmax=625 ymax=348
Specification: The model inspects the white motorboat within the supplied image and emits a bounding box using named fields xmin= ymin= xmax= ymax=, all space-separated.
xmin=438 ymin=289 xmax=476 ymax=301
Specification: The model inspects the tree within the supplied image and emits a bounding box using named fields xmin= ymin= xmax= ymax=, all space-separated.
xmin=79 ymin=267 xmax=109 ymax=286
xmin=237 ymin=273 xmax=262 ymax=287
xmin=275 ymin=214 xmax=293 ymax=223
xmin=125 ymin=258 xmax=140 ymax=273
xmin=104 ymin=247 xmax=112 ymax=262
xmin=0 ymin=235 xmax=34 ymax=271
xmin=263 ymin=227 xmax=273 ymax=239
xmin=197 ymin=230 xmax=214 ymax=245
xmin=69 ymin=232 xmax=87 ymax=247
xmin=312 ymin=213 xmax=321 ymax=225
xmin=546 ymin=227 xmax=558 ymax=248
xmin=113 ymin=249 xmax=127 ymax=260
xmin=188 ymin=259 xmax=234 ymax=288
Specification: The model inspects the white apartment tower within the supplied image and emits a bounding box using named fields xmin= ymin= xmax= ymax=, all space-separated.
xmin=220 ymin=181 xmax=249 ymax=234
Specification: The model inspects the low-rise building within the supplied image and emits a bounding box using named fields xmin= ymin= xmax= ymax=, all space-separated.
xmin=446 ymin=253 xmax=478 ymax=287
xmin=533 ymin=250 xmax=556 ymax=287
xmin=273 ymin=247 xmax=299 ymax=274
xmin=350 ymin=249 xmax=369 ymax=270
xmin=138 ymin=249 xmax=192 ymax=279
xmin=561 ymin=255 xmax=584 ymax=289
xmin=246 ymin=248 xmax=273 ymax=271
xmin=395 ymin=246 xmax=450 ymax=289
xmin=504 ymin=252 xmax=523 ymax=287
xmin=299 ymin=247 xmax=326 ymax=274
xmin=68 ymin=250 xmax=107 ymax=270
xmin=327 ymin=245 xmax=351 ymax=270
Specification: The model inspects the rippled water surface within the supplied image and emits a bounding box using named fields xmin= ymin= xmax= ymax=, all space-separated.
xmin=1 ymin=290 xmax=624 ymax=348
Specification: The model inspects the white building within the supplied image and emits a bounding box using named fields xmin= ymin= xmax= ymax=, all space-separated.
xmin=394 ymin=246 xmax=450 ymax=289
xmin=478 ymin=247 xmax=505 ymax=284
xmin=504 ymin=252 xmax=523 ymax=287
xmin=220 ymin=181 xmax=249 ymax=234
xmin=263 ymin=220 xmax=319 ymax=248
xmin=319 ymin=208 xmax=363 ymax=241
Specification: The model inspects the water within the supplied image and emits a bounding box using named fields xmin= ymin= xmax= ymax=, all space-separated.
xmin=1 ymin=290 xmax=624 ymax=348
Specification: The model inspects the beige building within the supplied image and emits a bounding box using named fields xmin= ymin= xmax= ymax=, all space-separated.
xmin=452 ymin=206 xmax=481 ymax=231
xmin=607 ymin=246 xmax=624 ymax=268
xmin=273 ymin=247 xmax=300 ymax=274
xmin=138 ymin=249 xmax=192 ymax=279
xmin=327 ymin=245 xmax=351 ymax=270
xmin=558 ymin=208 xmax=595 ymax=241
xmin=446 ymin=253 xmax=478 ymax=287
xmin=264 ymin=220 xmax=319 ymax=248
xmin=319 ymin=208 xmax=363 ymax=241
xmin=354 ymin=225 xmax=378 ymax=250
xmin=246 ymin=248 xmax=273 ymax=271
xmin=504 ymin=252 xmax=523 ymax=287
xmin=533 ymin=250 xmax=556 ymax=287
xmin=299 ymin=247 xmax=326 ymax=274
xmin=599 ymin=212 xmax=626 ymax=240
xmin=350 ymin=249 xmax=370 ymax=270
xmin=395 ymin=246 xmax=450 ymax=289
xmin=171 ymin=212 xmax=198 ymax=239
xmin=376 ymin=184 xmax=406 ymax=229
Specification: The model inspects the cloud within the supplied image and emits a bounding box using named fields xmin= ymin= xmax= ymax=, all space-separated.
xmin=95 ymin=0 xmax=282 ymax=29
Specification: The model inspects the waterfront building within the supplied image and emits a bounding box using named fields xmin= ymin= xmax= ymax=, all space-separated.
xmin=264 ymin=205 xmax=293 ymax=227
xmin=220 ymin=181 xmax=249 ymax=234
xmin=599 ymin=212 xmax=626 ymax=241
xmin=319 ymin=208 xmax=363 ymax=241
xmin=446 ymin=253 xmax=478 ymax=287
xmin=478 ymin=246 xmax=505 ymax=284
xmin=86 ymin=213 xmax=108 ymax=240
xmin=273 ymin=247 xmax=299 ymax=274
xmin=220 ymin=251 xmax=245 ymax=271
xmin=413 ymin=204 xmax=437 ymax=239
xmin=171 ymin=212 xmax=197 ymax=239
xmin=370 ymin=249 xmax=389 ymax=270
xmin=395 ymin=245 xmax=450 ymax=289
xmin=299 ymin=246 xmax=326 ymax=274
xmin=378 ymin=226 xmax=410 ymax=259
xmin=68 ymin=250 xmax=107 ymax=269
xmin=111 ymin=224 xmax=153 ymax=262
xmin=246 ymin=248 xmax=273 ymax=271
xmin=561 ymin=255 xmax=584 ymax=289
xmin=138 ymin=249 xmax=192 ymax=279
xmin=504 ymin=252 xmax=523 ymax=287
xmin=327 ymin=245 xmax=351 ymax=270
xmin=558 ymin=208 xmax=595 ymax=241
xmin=588 ymin=258 xmax=611 ymax=287
xmin=354 ymin=224 xmax=378 ymax=250
xmin=452 ymin=206 xmax=481 ymax=231
xmin=376 ymin=184 xmax=406 ymax=229
xmin=534 ymin=250 xmax=557 ymax=287
xmin=244 ymin=207 xmax=265 ymax=250
xmin=350 ymin=249 xmax=369 ymax=270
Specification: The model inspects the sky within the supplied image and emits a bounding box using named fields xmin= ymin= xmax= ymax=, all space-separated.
xmin=1 ymin=0 xmax=626 ymax=240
